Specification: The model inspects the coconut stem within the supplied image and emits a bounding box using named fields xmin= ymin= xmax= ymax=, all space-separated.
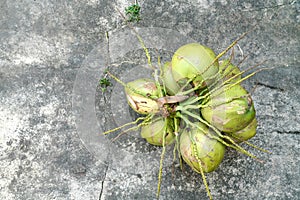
xmin=156 ymin=118 xmax=168 ymax=199
xmin=110 ymin=125 xmax=139 ymax=142
xmin=243 ymin=141 xmax=271 ymax=154
xmin=176 ymin=58 xmax=267 ymax=109
xmin=204 ymin=61 xmax=268 ymax=103
xmin=177 ymin=78 xmax=204 ymax=95
xmin=174 ymin=116 xmax=183 ymax=169
xmin=177 ymin=96 xmax=199 ymax=107
xmin=154 ymin=68 xmax=164 ymax=98
xmin=188 ymin=63 xmax=268 ymax=108
xmin=115 ymin=7 xmax=154 ymax=70
xmin=103 ymin=116 xmax=147 ymax=135
xmin=176 ymin=71 xmax=219 ymax=96
xmin=105 ymin=115 xmax=152 ymax=142
xmin=111 ymin=115 xmax=153 ymax=142
xmin=157 ymin=53 xmax=168 ymax=96
xmin=201 ymin=30 xmax=251 ymax=77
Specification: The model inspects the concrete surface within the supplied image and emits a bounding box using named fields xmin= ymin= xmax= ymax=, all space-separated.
xmin=0 ymin=0 xmax=299 ymax=200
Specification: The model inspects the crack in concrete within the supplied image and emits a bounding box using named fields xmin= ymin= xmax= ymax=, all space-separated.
xmin=99 ymin=29 xmax=112 ymax=200
xmin=99 ymin=163 xmax=109 ymax=200
xmin=274 ymin=130 xmax=300 ymax=135
xmin=255 ymin=81 xmax=285 ymax=92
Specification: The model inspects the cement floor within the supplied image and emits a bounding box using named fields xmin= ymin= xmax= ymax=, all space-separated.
xmin=0 ymin=0 xmax=299 ymax=199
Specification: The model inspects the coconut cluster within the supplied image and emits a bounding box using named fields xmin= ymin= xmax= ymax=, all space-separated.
xmin=121 ymin=43 xmax=259 ymax=199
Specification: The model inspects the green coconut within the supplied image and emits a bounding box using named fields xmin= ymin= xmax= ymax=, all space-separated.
xmin=171 ymin=43 xmax=219 ymax=88
xmin=161 ymin=61 xmax=181 ymax=95
xmin=201 ymin=84 xmax=255 ymax=133
xmin=125 ymin=78 xmax=160 ymax=114
xmin=180 ymin=122 xmax=225 ymax=173
xmin=227 ymin=117 xmax=257 ymax=143
xmin=140 ymin=117 xmax=175 ymax=146
xmin=219 ymin=59 xmax=241 ymax=83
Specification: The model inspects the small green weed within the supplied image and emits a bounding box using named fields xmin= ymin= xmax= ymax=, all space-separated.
xmin=125 ymin=1 xmax=141 ymax=22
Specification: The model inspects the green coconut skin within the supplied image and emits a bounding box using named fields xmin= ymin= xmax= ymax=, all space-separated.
xmin=201 ymin=84 xmax=256 ymax=133
xmin=180 ymin=123 xmax=225 ymax=173
xmin=161 ymin=61 xmax=181 ymax=95
xmin=140 ymin=117 xmax=175 ymax=146
xmin=171 ymin=43 xmax=219 ymax=87
xmin=125 ymin=78 xmax=160 ymax=98
xmin=219 ymin=59 xmax=241 ymax=83
xmin=228 ymin=117 xmax=257 ymax=143
xmin=125 ymin=78 xmax=160 ymax=114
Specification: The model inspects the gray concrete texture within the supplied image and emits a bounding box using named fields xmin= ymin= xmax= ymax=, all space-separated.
xmin=0 ymin=0 xmax=299 ymax=200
